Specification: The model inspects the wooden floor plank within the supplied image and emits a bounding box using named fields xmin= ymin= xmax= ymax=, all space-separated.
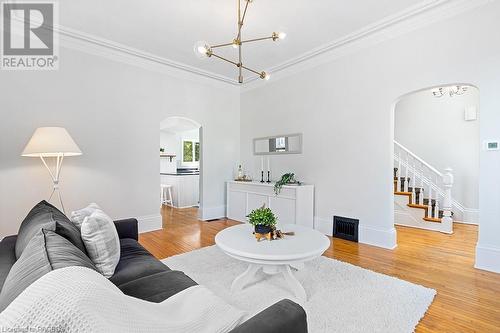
xmin=139 ymin=206 xmax=500 ymax=333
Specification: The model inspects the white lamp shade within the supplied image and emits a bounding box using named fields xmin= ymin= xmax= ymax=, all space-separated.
xmin=22 ymin=127 xmax=82 ymax=157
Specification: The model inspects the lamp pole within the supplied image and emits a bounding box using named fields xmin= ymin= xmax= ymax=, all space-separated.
xmin=39 ymin=153 xmax=66 ymax=214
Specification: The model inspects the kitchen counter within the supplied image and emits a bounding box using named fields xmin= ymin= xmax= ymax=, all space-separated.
xmin=161 ymin=172 xmax=199 ymax=176
xmin=161 ymin=173 xmax=199 ymax=208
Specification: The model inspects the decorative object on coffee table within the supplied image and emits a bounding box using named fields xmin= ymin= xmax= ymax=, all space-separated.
xmin=247 ymin=205 xmax=277 ymax=235
xmin=274 ymin=173 xmax=302 ymax=195
xmin=215 ymin=224 xmax=330 ymax=302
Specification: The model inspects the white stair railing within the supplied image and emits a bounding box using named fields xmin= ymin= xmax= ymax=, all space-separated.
xmin=394 ymin=140 xmax=453 ymax=230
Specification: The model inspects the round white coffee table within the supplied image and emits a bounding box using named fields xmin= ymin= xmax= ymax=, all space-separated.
xmin=215 ymin=223 xmax=330 ymax=302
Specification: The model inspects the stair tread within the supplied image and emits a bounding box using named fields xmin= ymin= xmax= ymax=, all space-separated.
xmin=408 ymin=203 xmax=428 ymax=209
xmin=423 ymin=217 xmax=442 ymax=223
xmin=394 ymin=191 xmax=412 ymax=196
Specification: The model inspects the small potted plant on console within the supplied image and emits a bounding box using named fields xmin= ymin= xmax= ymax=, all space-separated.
xmin=247 ymin=204 xmax=277 ymax=236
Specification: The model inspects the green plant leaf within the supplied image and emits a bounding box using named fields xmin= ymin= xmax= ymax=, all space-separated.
xmin=246 ymin=206 xmax=277 ymax=227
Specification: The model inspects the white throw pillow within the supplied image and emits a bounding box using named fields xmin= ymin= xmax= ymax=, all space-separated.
xmin=80 ymin=210 xmax=120 ymax=278
xmin=70 ymin=203 xmax=101 ymax=228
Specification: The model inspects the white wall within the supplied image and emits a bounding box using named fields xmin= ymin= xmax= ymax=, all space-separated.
xmin=0 ymin=46 xmax=240 ymax=237
xmin=160 ymin=131 xmax=178 ymax=174
xmin=395 ymin=87 xmax=480 ymax=223
xmin=241 ymin=0 xmax=500 ymax=273
xmin=160 ymin=131 xmax=178 ymax=156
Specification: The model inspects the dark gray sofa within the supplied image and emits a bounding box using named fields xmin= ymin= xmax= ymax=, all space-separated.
xmin=0 ymin=217 xmax=307 ymax=332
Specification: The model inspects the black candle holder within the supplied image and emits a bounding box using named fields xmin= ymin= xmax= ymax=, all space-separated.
xmin=266 ymin=171 xmax=271 ymax=183
xmin=260 ymin=171 xmax=265 ymax=183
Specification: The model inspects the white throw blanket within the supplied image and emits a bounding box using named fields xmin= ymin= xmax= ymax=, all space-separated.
xmin=0 ymin=267 xmax=246 ymax=333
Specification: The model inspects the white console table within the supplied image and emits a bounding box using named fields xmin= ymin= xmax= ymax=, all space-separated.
xmin=226 ymin=181 xmax=314 ymax=228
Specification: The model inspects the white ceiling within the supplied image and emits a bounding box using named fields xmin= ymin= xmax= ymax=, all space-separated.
xmin=60 ymin=0 xmax=428 ymax=82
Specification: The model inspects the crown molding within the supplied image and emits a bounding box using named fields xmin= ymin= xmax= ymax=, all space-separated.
xmin=55 ymin=26 xmax=241 ymax=88
xmin=242 ymin=0 xmax=492 ymax=91
xmin=4 ymin=2 xmax=240 ymax=88
xmin=33 ymin=0 xmax=491 ymax=89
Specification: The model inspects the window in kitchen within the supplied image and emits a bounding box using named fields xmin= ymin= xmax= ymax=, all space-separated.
xmin=183 ymin=141 xmax=200 ymax=163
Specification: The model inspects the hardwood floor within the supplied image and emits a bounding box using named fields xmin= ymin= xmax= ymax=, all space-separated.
xmin=139 ymin=206 xmax=500 ymax=333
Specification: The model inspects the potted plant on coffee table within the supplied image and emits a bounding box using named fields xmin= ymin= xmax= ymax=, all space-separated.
xmin=247 ymin=205 xmax=277 ymax=234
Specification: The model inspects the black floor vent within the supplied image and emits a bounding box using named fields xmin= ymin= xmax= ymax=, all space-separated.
xmin=333 ymin=216 xmax=359 ymax=242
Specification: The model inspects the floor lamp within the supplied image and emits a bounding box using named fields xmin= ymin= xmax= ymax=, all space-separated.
xmin=22 ymin=127 xmax=82 ymax=214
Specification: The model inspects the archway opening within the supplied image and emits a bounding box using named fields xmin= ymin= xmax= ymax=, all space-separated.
xmin=160 ymin=117 xmax=202 ymax=226
xmin=391 ymin=84 xmax=479 ymax=238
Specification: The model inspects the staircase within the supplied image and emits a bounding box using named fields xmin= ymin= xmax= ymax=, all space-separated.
xmin=393 ymin=140 xmax=454 ymax=234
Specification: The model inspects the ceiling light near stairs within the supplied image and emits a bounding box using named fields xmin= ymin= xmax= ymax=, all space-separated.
xmin=432 ymin=85 xmax=468 ymax=98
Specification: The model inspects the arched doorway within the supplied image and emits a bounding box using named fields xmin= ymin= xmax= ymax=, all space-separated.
xmin=391 ymin=84 xmax=480 ymax=236
xmin=160 ymin=117 xmax=203 ymax=225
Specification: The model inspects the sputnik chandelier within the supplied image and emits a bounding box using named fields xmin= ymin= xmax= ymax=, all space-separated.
xmin=432 ymin=85 xmax=468 ymax=98
xmin=194 ymin=0 xmax=286 ymax=83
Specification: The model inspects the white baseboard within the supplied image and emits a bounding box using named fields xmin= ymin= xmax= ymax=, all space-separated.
xmin=475 ymin=244 xmax=500 ymax=273
xmin=359 ymin=225 xmax=397 ymax=250
xmin=314 ymin=217 xmax=333 ymax=236
xmin=137 ymin=214 xmax=162 ymax=233
xmin=314 ymin=216 xmax=397 ymax=250
xmin=460 ymin=209 xmax=479 ymax=225
xmin=200 ymin=205 xmax=226 ymax=221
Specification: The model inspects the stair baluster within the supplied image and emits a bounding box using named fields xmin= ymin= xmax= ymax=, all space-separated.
xmin=433 ymin=175 xmax=440 ymax=218
xmin=427 ymin=180 xmax=433 ymax=218
xmin=412 ymin=161 xmax=417 ymax=204
xmin=404 ymin=153 xmax=409 ymax=192
xmin=441 ymin=168 xmax=454 ymax=227
xmin=419 ymin=163 xmax=424 ymax=205
xmin=434 ymin=199 xmax=440 ymax=219
xmin=397 ymin=152 xmax=402 ymax=192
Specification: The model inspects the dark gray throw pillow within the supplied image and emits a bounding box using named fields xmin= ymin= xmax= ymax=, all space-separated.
xmin=0 ymin=229 xmax=97 ymax=312
xmin=15 ymin=200 xmax=87 ymax=259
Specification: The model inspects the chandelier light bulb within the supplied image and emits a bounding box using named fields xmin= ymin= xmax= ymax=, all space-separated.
xmin=278 ymin=32 xmax=287 ymax=40
xmin=432 ymin=88 xmax=444 ymax=98
xmin=260 ymin=71 xmax=270 ymax=80
xmin=193 ymin=41 xmax=211 ymax=59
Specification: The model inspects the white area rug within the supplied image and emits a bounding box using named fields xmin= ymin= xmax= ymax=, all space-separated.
xmin=162 ymin=246 xmax=436 ymax=333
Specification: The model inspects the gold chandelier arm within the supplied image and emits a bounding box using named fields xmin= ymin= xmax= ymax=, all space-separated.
xmin=240 ymin=35 xmax=275 ymax=44
xmin=210 ymin=34 xmax=274 ymax=50
xmin=236 ymin=0 xmax=250 ymax=41
xmin=210 ymin=51 xmax=263 ymax=80
xmin=240 ymin=1 xmax=250 ymax=27
xmin=212 ymin=42 xmax=236 ymax=49
xmin=239 ymin=41 xmax=243 ymax=83
xmin=210 ymin=52 xmax=240 ymax=67
xmin=240 ymin=64 xmax=262 ymax=76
